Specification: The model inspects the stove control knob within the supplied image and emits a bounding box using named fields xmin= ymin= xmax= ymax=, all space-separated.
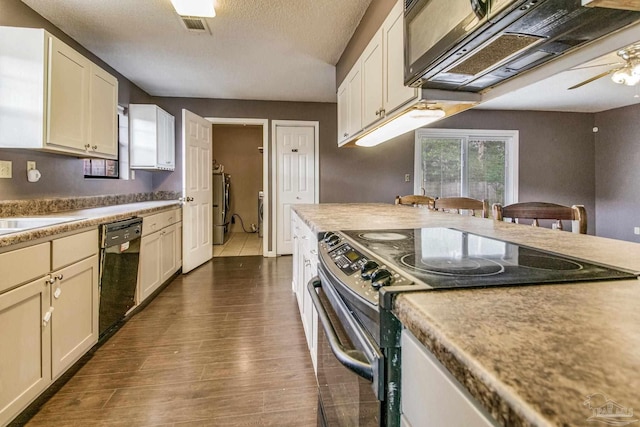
xmin=322 ymin=232 xmax=335 ymax=243
xmin=326 ymin=234 xmax=341 ymax=247
xmin=360 ymin=260 xmax=379 ymax=280
xmin=371 ymin=269 xmax=392 ymax=289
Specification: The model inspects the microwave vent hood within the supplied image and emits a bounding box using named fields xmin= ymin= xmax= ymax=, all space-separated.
xmin=405 ymin=0 xmax=640 ymax=92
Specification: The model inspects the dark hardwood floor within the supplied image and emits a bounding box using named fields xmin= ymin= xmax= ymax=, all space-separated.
xmin=25 ymin=256 xmax=318 ymax=426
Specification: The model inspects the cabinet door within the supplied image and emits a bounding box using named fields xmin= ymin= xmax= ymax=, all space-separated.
xmin=51 ymin=255 xmax=99 ymax=379
xmin=337 ymin=81 xmax=349 ymax=144
xmin=156 ymin=109 xmax=176 ymax=170
xmin=384 ymin=1 xmax=417 ymax=114
xmin=347 ymin=65 xmax=362 ymax=137
xmin=176 ymin=221 xmax=183 ymax=269
xmin=0 ymin=277 xmax=51 ymax=426
xmin=160 ymin=224 xmax=178 ymax=284
xmin=89 ymin=64 xmax=118 ymax=158
xmin=46 ymin=36 xmax=91 ymax=153
xmin=138 ymin=231 xmax=162 ymax=304
xmin=362 ymin=29 xmax=384 ymax=128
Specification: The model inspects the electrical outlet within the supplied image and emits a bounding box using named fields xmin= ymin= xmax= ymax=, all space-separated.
xmin=27 ymin=161 xmax=36 ymax=171
xmin=0 ymin=160 xmax=12 ymax=178
xmin=404 ymin=173 xmax=411 ymax=182
xmin=634 ymin=227 xmax=640 ymax=235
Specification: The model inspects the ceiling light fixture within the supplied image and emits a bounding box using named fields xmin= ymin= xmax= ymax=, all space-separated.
xmin=610 ymin=45 xmax=640 ymax=86
xmin=355 ymin=107 xmax=446 ymax=147
xmin=170 ymin=0 xmax=215 ymax=18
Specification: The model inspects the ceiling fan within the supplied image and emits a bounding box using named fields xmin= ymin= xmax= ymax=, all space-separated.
xmin=569 ymin=42 xmax=640 ymax=89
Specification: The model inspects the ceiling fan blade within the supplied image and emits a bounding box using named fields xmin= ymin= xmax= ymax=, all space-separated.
xmin=571 ymin=62 xmax=623 ymax=71
xmin=568 ymin=67 xmax=621 ymax=90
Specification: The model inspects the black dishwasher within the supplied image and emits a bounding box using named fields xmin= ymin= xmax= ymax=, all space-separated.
xmin=98 ymin=217 xmax=143 ymax=338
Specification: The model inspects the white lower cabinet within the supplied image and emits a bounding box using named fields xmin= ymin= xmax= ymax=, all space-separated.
xmin=137 ymin=208 xmax=182 ymax=304
xmin=50 ymin=255 xmax=99 ymax=379
xmin=401 ymin=329 xmax=497 ymax=427
xmin=0 ymin=277 xmax=51 ymax=427
xmin=291 ymin=211 xmax=318 ymax=372
xmin=0 ymin=228 xmax=98 ymax=426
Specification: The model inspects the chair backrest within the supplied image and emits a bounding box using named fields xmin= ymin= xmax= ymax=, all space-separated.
xmin=432 ymin=197 xmax=489 ymax=218
xmin=395 ymin=195 xmax=435 ymax=208
xmin=492 ymin=202 xmax=587 ymax=234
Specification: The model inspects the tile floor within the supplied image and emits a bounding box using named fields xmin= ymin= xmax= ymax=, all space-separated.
xmin=213 ymin=232 xmax=263 ymax=257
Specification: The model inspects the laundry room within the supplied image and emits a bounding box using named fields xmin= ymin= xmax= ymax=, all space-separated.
xmin=211 ymin=123 xmax=264 ymax=256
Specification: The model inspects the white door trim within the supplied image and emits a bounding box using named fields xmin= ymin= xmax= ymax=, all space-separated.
xmin=271 ymin=120 xmax=320 ymax=255
xmin=206 ymin=117 xmax=272 ymax=257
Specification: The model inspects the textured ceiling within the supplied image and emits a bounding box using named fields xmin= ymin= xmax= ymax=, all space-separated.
xmin=21 ymin=0 xmax=373 ymax=102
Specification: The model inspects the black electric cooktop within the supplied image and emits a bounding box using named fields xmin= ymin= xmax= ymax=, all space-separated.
xmin=338 ymin=228 xmax=638 ymax=289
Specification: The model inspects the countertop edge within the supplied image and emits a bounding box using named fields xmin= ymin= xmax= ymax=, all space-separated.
xmin=0 ymin=201 xmax=181 ymax=249
xmin=394 ymin=294 xmax=553 ymax=427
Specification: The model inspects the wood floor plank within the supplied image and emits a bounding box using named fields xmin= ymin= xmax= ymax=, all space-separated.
xmin=24 ymin=256 xmax=318 ymax=426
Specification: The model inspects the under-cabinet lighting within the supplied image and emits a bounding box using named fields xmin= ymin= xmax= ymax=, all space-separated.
xmin=170 ymin=0 xmax=216 ymax=17
xmin=355 ymin=107 xmax=446 ymax=147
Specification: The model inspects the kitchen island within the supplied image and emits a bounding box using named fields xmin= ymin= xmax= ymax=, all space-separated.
xmin=293 ymin=203 xmax=640 ymax=427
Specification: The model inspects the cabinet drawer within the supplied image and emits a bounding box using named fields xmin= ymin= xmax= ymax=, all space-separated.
xmin=142 ymin=208 xmax=180 ymax=237
xmin=0 ymin=243 xmax=50 ymax=294
xmin=52 ymin=229 xmax=99 ymax=270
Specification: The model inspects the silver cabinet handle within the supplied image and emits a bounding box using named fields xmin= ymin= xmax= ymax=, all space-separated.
xmin=56 ymin=274 xmax=63 ymax=281
xmin=43 ymin=307 xmax=54 ymax=327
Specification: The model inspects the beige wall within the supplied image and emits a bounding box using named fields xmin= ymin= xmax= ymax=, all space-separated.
xmin=212 ymin=125 xmax=263 ymax=233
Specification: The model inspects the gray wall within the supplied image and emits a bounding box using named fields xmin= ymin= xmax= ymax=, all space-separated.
xmin=594 ymin=103 xmax=640 ymax=243
xmin=0 ymin=0 xmax=155 ymax=200
xmin=320 ymin=109 xmax=598 ymax=233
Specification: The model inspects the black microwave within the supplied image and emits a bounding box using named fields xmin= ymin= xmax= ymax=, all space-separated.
xmin=404 ymin=0 xmax=521 ymax=87
xmin=404 ymin=0 xmax=640 ymax=92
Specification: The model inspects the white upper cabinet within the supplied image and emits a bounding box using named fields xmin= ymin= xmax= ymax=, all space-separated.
xmin=129 ymin=104 xmax=176 ymax=171
xmin=362 ymin=28 xmax=384 ymax=128
xmin=383 ymin=0 xmax=417 ymax=114
xmin=0 ymin=27 xmax=118 ymax=159
xmin=336 ymin=0 xmax=417 ymax=146
xmin=337 ymin=65 xmax=363 ymax=146
xmin=47 ymin=36 xmax=91 ymax=153
xmin=89 ymin=64 xmax=119 ymax=158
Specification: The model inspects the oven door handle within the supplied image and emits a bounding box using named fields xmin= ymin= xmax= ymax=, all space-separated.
xmin=308 ymin=277 xmax=374 ymax=382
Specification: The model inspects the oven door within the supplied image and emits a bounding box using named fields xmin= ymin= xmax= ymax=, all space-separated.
xmin=308 ymin=274 xmax=384 ymax=427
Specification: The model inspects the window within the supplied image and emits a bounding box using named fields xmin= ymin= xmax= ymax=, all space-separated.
xmin=414 ymin=129 xmax=518 ymax=207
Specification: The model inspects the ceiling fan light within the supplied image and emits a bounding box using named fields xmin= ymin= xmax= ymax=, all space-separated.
xmin=623 ymin=74 xmax=640 ymax=86
xmin=611 ymin=69 xmax=629 ymax=84
xmin=631 ymin=62 xmax=640 ymax=77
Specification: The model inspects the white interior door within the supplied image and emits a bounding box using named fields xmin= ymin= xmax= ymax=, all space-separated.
xmin=182 ymin=109 xmax=212 ymax=273
xmin=276 ymin=125 xmax=316 ymax=255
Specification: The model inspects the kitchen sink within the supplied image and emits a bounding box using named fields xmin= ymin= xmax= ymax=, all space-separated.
xmin=0 ymin=217 xmax=85 ymax=236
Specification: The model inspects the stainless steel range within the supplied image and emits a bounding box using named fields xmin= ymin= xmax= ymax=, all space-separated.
xmin=310 ymin=227 xmax=637 ymax=426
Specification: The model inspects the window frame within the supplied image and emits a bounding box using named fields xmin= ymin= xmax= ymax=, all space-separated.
xmin=414 ymin=128 xmax=519 ymax=205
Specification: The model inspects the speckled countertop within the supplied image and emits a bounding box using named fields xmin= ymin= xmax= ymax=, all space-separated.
xmin=0 ymin=200 xmax=180 ymax=250
xmin=293 ymin=203 xmax=640 ymax=427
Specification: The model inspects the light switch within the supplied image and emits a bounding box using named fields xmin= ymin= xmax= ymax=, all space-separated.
xmin=634 ymin=227 xmax=640 ymax=235
xmin=0 ymin=160 xmax=12 ymax=178
xmin=404 ymin=174 xmax=411 ymax=182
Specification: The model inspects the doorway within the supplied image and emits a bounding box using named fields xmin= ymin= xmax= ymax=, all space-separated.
xmin=207 ymin=118 xmax=269 ymax=256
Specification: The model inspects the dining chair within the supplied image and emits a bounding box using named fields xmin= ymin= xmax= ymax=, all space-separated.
xmin=492 ymin=202 xmax=587 ymax=234
xmin=394 ymin=195 xmax=435 ymax=208
xmin=432 ymin=197 xmax=489 ymax=218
